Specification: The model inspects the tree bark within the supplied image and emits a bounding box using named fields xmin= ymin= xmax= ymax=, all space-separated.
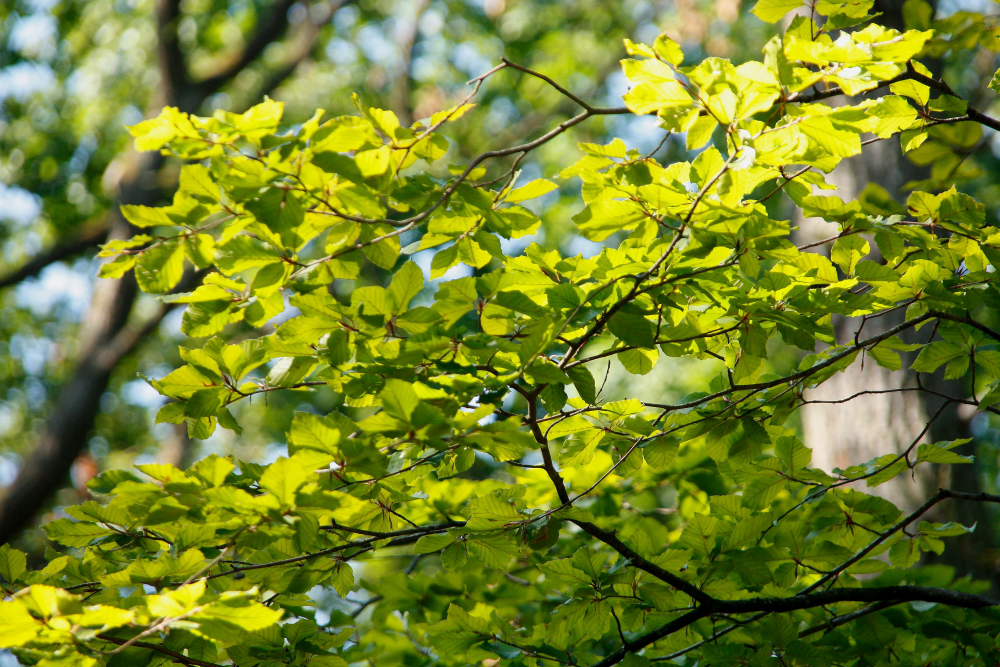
xmin=799 ymin=0 xmax=998 ymax=590
xmin=0 ymin=1 xmax=338 ymax=545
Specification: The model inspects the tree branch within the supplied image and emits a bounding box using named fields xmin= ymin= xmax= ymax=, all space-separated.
xmin=392 ymin=0 xmax=431 ymax=126
xmin=195 ymin=0 xmax=299 ymax=101
xmin=592 ymin=608 xmax=709 ymax=667
xmin=797 ymin=600 xmax=899 ymax=638
xmin=97 ymin=633 xmax=224 ymax=667
xmin=597 ymin=584 xmax=996 ymax=666
xmin=250 ymin=0 xmax=358 ymax=102
xmin=571 ymin=519 xmax=713 ymax=604
xmin=0 ymin=262 xmax=200 ymax=546
xmin=155 ymin=0 xmax=190 ymax=106
xmin=205 ymin=521 xmax=461 ymax=581
xmin=930 ymin=310 xmax=1000 ymax=344
xmin=803 ymin=487 xmax=1000 ymax=595
xmin=719 ymin=585 xmax=996 ymax=613
xmin=644 ymin=312 xmax=936 ymax=415
xmin=0 ymin=223 xmax=108 ymax=290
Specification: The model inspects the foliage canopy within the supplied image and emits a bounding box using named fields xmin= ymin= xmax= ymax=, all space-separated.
xmin=3 ymin=1 xmax=1000 ymax=664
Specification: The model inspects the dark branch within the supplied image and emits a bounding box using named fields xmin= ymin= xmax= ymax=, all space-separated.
xmin=930 ymin=311 xmax=1000 ymax=344
xmin=392 ymin=0 xmax=431 ymax=126
xmin=98 ymin=633 xmax=224 ymax=667
xmin=644 ymin=312 xmax=935 ymax=414
xmin=718 ymin=586 xmax=996 ymax=613
xmin=195 ymin=0 xmax=298 ymax=101
xmin=155 ymin=0 xmax=190 ymax=107
xmin=0 ymin=267 xmax=202 ymax=546
xmin=803 ymin=487 xmax=1000 ymax=595
xmin=206 ymin=521 xmax=463 ymax=581
xmin=597 ymin=584 xmax=996 ymax=666
xmin=571 ymin=519 xmax=712 ymax=604
xmin=594 ymin=608 xmax=708 ymax=667
xmin=0 ymin=224 xmax=108 ymax=290
xmin=250 ymin=0 xmax=356 ymax=102
xmin=798 ymin=600 xmax=899 ymax=638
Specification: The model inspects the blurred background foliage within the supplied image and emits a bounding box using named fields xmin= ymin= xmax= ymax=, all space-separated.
xmin=0 ymin=0 xmax=997 ymax=560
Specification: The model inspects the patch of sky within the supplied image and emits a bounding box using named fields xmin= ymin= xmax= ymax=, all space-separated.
xmin=15 ymin=260 xmax=94 ymax=320
xmin=326 ymin=37 xmax=359 ymax=65
xmin=603 ymin=69 xmax=629 ymax=106
xmin=0 ymin=456 xmax=18 ymax=488
xmin=634 ymin=22 xmax=661 ymax=45
xmin=410 ymin=245 xmax=472 ymax=285
xmin=161 ymin=305 xmax=185 ymax=338
xmin=334 ymin=3 xmax=360 ymax=29
xmin=357 ymin=22 xmax=399 ymax=67
xmin=411 ymin=53 xmax=437 ymax=82
xmin=22 ymin=375 xmax=47 ymax=409
xmin=68 ymin=135 xmax=97 ymax=175
xmin=499 ymin=232 xmax=539 ymax=257
xmin=0 ymin=184 xmax=41 ymax=226
xmin=611 ymin=113 xmax=668 ymax=155
xmin=938 ymin=0 xmax=992 ymax=15
xmin=0 ymin=61 xmax=56 ymax=102
xmin=9 ymin=334 xmax=54 ymax=378
xmin=484 ymin=95 xmax=518 ymax=133
xmin=564 ymin=235 xmax=604 ymax=259
xmin=8 ymin=11 xmax=58 ymax=61
xmin=419 ymin=7 xmax=445 ymax=37
xmin=452 ymin=42 xmax=493 ymax=80
xmin=87 ymin=435 xmax=109 ymax=462
xmin=122 ymin=378 xmax=163 ymax=409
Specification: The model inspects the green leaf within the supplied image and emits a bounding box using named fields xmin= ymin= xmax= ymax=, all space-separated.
xmin=0 ymin=545 xmax=27 ymax=583
xmin=356 ymin=145 xmax=391 ymax=177
xmin=506 ymin=178 xmax=558 ymax=203
xmin=653 ymin=34 xmax=684 ymax=65
xmin=381 ymin=378 xmax=419 ymax=421
xmin=752 ymin=0 xmax=803 ymax=22
xmin=413 ymin=533 xmax=456 ymax=554
xmin=608 ymin=309 xmax=656 ymax=348
xmin=388 ymin=262 xmax=425 ymax=312
xmin=135 ymin=239 xmax=185 ymax=293
xmin=289 ymin=413 xmax=342 ymax=455
xmin=868 ymin=345 xmax=903 ymax=371
xmin=190 ymin=455 xmax=234 ymax=487
xmin=911 ymin=341 xmax=965 ymax=374
xmin=259 ymin=456 xmax=313 ymax=507
xmin=566 ymin=366 xmax=597 ymax=404
xmin=618 ymin=347 xmax=658 ymax=375
xmin=917 ymin=439 xmax=973 ymax=464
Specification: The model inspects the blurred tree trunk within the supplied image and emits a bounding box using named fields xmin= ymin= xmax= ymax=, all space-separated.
xmin=0 ymin=0 xmax=347 ymax=546
xmin=799 ymin=0 xmax=998 ymax=591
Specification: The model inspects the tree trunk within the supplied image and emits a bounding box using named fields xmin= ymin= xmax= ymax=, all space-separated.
xmin=798 ymin=0 xmax=998 ymax=590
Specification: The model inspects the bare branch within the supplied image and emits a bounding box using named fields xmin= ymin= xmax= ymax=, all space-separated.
xmin=251 ymin=0 xmax=357 ymax=101
xmin=155 ymin=0 xmax=190 ymax=107
xmin=98 ymin=633 xmax=224 ymax=667
xmin=0 ymin=223 xmax=108 ymax=291
xmin=392 ymin=0 xmax=431 ymax=126
xmin=798 ymin=600 xmax=899 ymax=638
xmin=570 ymin=519 xmax=713 ymax=604
xmin=592 ymin=609 xmax=709 ymax=667
xmin=803 ymin=488 xmax=1000 ymax=595
xmin=195 ymin=0 xmax=299 ymax=101
xmin=597 ymin=585 xmax=996 ymax=666
xmin=0 ymin=266 xmax=202 ymax=546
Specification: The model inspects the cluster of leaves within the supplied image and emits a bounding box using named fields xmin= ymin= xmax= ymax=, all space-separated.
xmin=2 ymin=0 xmax=1000 ymax=664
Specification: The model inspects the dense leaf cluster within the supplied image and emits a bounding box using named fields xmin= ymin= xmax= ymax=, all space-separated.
xmin=2 ymin=1 xmax=1000 ymax=664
